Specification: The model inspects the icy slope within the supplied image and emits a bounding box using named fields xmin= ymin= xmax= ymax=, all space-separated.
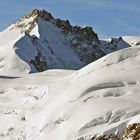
xmin=0 ymin=46 xmax=140 ymax=139
xmin=0 ymin=9 xmax=104 ymax=74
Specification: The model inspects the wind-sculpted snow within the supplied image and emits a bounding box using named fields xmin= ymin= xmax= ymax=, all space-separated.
xmin=0 ymin=45 xmax=140 ymax=140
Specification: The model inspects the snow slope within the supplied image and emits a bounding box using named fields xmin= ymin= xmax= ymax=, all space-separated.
xmin=0 ymin=45 xmax=140 ymax=140
xmin=0 ymin=25 xmax=31 ymax=76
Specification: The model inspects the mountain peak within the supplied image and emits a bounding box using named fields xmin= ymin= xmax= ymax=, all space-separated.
xmin=12 ymin=9 xmax=54 ymax=33
xmin=3 ymin=9 xmax=106 ymax=73
xmin=13 ymin=9 xmax=99 ymax=43
xmin=24 ymin=9 xmax=54 ymax=21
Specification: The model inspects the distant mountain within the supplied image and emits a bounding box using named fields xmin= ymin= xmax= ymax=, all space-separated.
xmin=0 ymin=9 xmax=136 ymax=75
xmin=100 ymin=36 xmax=131 ymax=54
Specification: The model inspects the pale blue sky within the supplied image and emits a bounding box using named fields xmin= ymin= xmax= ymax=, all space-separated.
xmin=0 ymin=0 xmax=140 ymax=38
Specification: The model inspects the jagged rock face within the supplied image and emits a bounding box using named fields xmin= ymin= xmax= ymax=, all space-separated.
xmin=14 ymin=9 xmax=54 ymax=34
xmin=30 ymin=50 xmax=47 ymax=72
xmin=54 ymin=19 xmax=99 ymax=43
xmin=27 ymin=9 xmax=54 ymax=21
xmin=54 ymin=18 xmax=72 ymax=33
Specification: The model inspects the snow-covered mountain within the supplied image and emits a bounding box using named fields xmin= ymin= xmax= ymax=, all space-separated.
xmin=0 ymin=9 xmax=106 ymax=75
xmin=0 ymin=9 xmax=137 ymax=75
xmin=0 ymin=43 xmax=140 ymax=140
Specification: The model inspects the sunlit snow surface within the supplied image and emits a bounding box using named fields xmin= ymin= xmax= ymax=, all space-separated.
xmin=0 ymin=44 xmax=140 ymax=139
